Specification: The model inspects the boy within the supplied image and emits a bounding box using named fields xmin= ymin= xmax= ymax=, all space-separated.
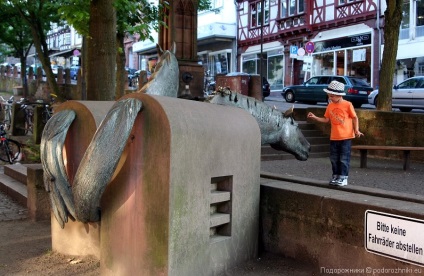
xmin=307 ymin=80 xmax=363 ymax=186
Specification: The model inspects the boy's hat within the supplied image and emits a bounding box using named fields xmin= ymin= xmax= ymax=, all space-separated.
xmin=324 ymin=80 xmax=346 ymax=96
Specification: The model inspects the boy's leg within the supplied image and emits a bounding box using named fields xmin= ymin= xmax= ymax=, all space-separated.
xmin=337 ymin=139 xmax=352 ymax=186
xmin=329 ymin=141 xmax=340 ymax=184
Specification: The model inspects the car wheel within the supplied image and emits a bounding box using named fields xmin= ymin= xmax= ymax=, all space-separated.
xmin=373 ymin=96 xmax=378 ymax=106
xmin=399 ymin=107 xmax=412 ymax=112
xmin=353 ymin=103 xmax=362 ymax=108
xmin=284 ymin=91 xmax=295 ymax=103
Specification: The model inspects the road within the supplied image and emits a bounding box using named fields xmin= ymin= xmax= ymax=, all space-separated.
xmin=264 ymin=95 xmax=424 ymax=114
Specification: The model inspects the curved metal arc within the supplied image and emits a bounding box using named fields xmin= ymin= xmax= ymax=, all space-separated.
xmin=40 ymin=109 xmax=77 ymax=228
xmin=72 ymin=98 xmax=143 ymax=222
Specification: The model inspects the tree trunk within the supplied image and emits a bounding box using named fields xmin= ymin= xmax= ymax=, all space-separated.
xmin=29 ymin=23 xmax=60 ymax=100
xmin=87 ymin=0 xmax=117 ymax=101
xmin=115 ymin=32 xmax=126 ymax=100
xmin=20 ymin=57 xmax=28 ymax=98
xmin=378 ymin=0 xmax=403 ymax=111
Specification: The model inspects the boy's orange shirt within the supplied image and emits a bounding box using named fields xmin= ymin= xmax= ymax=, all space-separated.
xmin=324 ymin=99 xmax=356 ymax=140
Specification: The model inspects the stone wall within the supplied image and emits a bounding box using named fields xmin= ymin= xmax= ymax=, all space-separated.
xmin=294 ymin=107 xmax=424 ymax=162
xmin=260 ymin=179 xmax=424 ymax=273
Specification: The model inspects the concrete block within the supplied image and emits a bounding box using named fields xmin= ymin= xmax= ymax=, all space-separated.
xmin=99 ymin=94 xmax=261 ymax=275
xmin=26 ymin=164 xmax=50 ymax=221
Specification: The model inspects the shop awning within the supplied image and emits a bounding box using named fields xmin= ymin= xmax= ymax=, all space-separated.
xmin=244 ymin=41 xmax=283 ymax=54
xmin=49 ymin=48 xmax=79 ymax=57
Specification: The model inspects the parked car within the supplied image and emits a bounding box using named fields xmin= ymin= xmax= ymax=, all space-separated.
xmin=69 ymin=65 xmax=80 ymax=80
xmin=368 ymin=76 xmax=424 ymax=112
xmin=27 ymin=64 xmax=45 ymax=77
xmin=281 ymin=75 xmax=373 ymax=108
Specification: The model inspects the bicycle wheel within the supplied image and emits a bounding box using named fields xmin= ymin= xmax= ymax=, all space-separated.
xmin=42 ymin=107 xmax=52 ymax=124
xmin=3 ymin=109 xmax=11 ymax=131
xmin=0 ymin=139 xmax=21 ymax=164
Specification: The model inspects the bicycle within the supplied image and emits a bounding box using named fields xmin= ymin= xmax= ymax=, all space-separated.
xmin=0 ymin=124 xmax=21 ymax=164
xmin=17 ymin=98 xmax=34 ymax=135
xmin=0 ymin=96 xmax=14 ymax=131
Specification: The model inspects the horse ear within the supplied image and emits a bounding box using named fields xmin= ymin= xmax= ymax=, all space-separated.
xmin=156 ymin=44 xmax=164 ymax=56
xmin=170 ymin=41 xmax=177 ymax=55
xmin=283 ymin=105 xmax=294 ymax=117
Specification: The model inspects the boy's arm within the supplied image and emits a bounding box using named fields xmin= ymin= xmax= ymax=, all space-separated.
xmin=307 ymin=112 xmax=329 ymax=123
xmin=352 ymin=116 xmax=364 ymax=137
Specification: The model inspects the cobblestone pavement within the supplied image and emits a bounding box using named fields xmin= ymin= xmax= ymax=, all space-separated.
xmin=0 ymin=191 xmax=28 ymax=221
xmin=0 ymin=165 xmax=28 ymax=221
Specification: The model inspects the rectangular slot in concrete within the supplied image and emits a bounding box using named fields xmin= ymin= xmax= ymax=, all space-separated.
xmin=210 ymin=176 xmax=232 ymax=242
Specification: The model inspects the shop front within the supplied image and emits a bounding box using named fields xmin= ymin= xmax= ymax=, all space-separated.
xmin=311 ymin=32 xmax=373 ymax=86
xmin=393 ymin=40 xmax=424 ymax=85
xmin=240 ymin=41 xmax=285 ymax=91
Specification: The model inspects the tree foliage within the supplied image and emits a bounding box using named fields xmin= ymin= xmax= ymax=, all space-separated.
xmin=377 ymin=0 xmax=403 ymax=111
xmin=7 ymin=0 xmax=65 ymax=98
xmin=0 ymin=3 xmax=34 ymax=96
xmin=2 ymin=0 xmax=211 ymax=101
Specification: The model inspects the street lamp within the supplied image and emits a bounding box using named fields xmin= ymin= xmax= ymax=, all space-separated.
xmin=260 ymin=0 xmax=264 ymax=97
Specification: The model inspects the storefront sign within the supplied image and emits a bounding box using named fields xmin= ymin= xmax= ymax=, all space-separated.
xmin=365 ymin=210 xmax=424 ymax=267
xmin=314 ymin=33 xmax=371 ymax=53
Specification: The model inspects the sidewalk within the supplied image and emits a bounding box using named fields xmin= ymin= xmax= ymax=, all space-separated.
xmin=261 ymin=155 xmax=424 ymax=197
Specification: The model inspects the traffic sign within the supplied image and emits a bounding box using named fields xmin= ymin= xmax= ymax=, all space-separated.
xmin=297 ymin=47 xmax=305 ymax=57
xmin=290 ymin=46 xmax=298 ymax=58
xmin=305 ymin=42 xmax=315 ymax=53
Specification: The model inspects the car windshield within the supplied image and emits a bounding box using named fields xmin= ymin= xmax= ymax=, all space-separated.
xmin=349 ymin=77 xmax=370 ymax=87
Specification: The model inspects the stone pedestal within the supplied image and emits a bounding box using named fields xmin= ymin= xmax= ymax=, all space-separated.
xmin=49 ymin=95 xmax=261 ymax=275
xmin=100 ymin=94 xmax=261 ymax=275
xmin=50 ymin=100 xmax=115 ymax=259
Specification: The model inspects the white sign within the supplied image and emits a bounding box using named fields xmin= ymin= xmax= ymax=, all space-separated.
xmin=303 ymin=55 xmax=313 ymax=64
xmin=365 ymin=210 xmax=424 ymax=267
xmin=297 ymin=47 xmax=305 ymax=57
xmin=353 ymin=48 xmax=366 ymax=62
xmin=302 ymin=64 xmax=311 ymax=71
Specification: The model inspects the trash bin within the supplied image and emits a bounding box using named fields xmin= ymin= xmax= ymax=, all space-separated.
xmin=216 ymin=72 xmax=250 ymax=96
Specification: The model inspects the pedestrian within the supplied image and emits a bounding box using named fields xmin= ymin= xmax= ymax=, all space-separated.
xmin=307 ymin=80 xmax=363 ymax=186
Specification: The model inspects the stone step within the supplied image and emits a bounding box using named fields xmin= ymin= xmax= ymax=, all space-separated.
xmin=301 ymin=129 xmax=327 ymax=137
xmin=4 ymin=163 xmax=28 ymax=185
xmin=261 ymin=151 xmax=329 ymax=161
xmin=306 ymin=136 xmax=329 ymax=144
xmin=262 ymin=144 xmax=329 ymax=155
xmin=297 ymin=122 xmax=317 ymax=131
xmin=0 ymin=171 xmax=27 ymax=207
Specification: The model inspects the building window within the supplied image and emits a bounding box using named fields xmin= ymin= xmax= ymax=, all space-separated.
xmin=416 ymin=0 xmax=424 ymax=37
xmin=281 ymin=0 xmax=304 ymax=18
xmin=281 ymin=0 xmax=287 ymax=18
xmin=267 ymin=49 xmax=285 ymax=91
xmin=399 ymin=0 xmax=423 ymax=39
xmin=338 ymin=0 xmax=360 ymax=4
xmin=250 ymin=0 xmax=270 ymax=28
xmin=242 ymin=54 xmax=258 ymax=74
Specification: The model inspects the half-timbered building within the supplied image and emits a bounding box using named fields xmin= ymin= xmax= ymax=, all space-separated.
xmin=236 ymin=0 xmax=382 ymax=92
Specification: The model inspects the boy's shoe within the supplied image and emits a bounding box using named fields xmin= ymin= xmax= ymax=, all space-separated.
xmin=335 ymin=178 xmax=348 ymax=186
xmin=329 ymin=175 xmax=339 ymax=185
